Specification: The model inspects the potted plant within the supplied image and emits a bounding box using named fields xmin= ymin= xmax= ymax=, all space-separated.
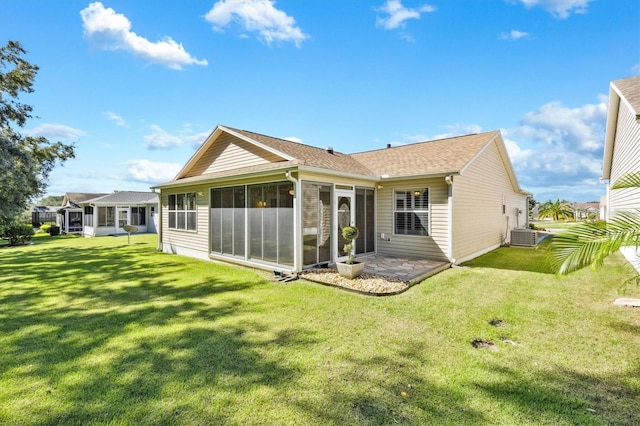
xmin=336 ymin=225 xmax=365 ymax=279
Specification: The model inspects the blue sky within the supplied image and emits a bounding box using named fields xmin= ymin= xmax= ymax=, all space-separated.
xmin=2 ymin=0 xmax=638 ymax=202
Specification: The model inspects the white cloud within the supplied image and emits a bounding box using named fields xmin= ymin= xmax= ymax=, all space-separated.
xmin=504 ymin=96 xmax=607 ymax=200
xmin=385 ymin=124 xmax=483 ymax=147
xmin=24 ymin=123 xmax=85 ymax=139
xmin=204 ymin=0 xmax=308 ymax=47
xmin=500 ymin=30 xmax=530 ymax=40
xmin=507 ymin=0 xmax=594 ymax=19
xmin=284 ymin=136 xmax=303 ymax=143
xmin=431 ymin=123 xmax=483 ymax=140
xmin=514 ymin=97 xmax=607 ymax=152
xmin=144 ymin=124 xmax=184 ymax=150
xmin=632 ymin=63 xmax=640 ymax=75
xmin=375 ymin=0 xmax=436 ymax=30
xmin=127 ymin=159 xmax=182 ymax=183
xmin=503 ymin=137 xmax=534 ymax=165
xmin=184 ymin=131 xmax=213 ymax=149
xmin=81 ymin=2 xmax=207 ymax=70
xmin=104 ymin=111 xmax=129 ymax=128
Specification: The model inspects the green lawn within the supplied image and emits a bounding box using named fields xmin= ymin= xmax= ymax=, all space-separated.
xmin=530 ymin=220 xmax=583 ymax=231
xmin=1 ymin=234 xmax=639 ymax=425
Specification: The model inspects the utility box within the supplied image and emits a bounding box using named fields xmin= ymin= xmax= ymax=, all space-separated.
xmin=511 ymin=229 xmax=538 ymax=247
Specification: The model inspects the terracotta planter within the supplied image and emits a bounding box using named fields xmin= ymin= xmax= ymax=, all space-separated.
xmin=336 ymin=262 xmax=365 ymax=279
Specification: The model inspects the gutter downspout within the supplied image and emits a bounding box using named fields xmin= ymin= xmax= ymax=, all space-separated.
xmin=445 ymin=175 xmax=455 ymax=264
xmin=157 ymin=191 xmax=163 ymax=252
xmin=90 ymin=203 xmax=96 ymax=237
xmin=285 ymin=171 xmax=300 ymax=273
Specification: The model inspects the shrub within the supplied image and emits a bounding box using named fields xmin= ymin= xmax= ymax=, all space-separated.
xmin=49 ymin=225 xmax=60 ymax=236
xmin=2 ymin=223 xmax=35 ymax=246
xmin=341 ymin=226 xmax=360 ymax=264
xmin=40 ymin=224 xmax=52 ymax=233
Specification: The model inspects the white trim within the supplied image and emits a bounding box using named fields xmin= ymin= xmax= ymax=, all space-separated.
xmin=173 ymin=125 xmax=294 ymax=181
xmin=220 ymin=126 xmax=295 ymax=161
xmin=379 ymin=172 xmax=459 ymax=182
xmin=285 ymin=171 xmax=301 ymax=273
xmin=391 ymin=187 xmax=430 ymax=237
xmin=208 ymin=252 xmax=296 ymax=275
xmin=620 ymin=246 xmax=640 ymax=274
xmin=172 ymin=127 xmax=219 ymax=180
xmin=446 ymin=175 xmax=454 ymax=263
xmin=152 ymin=167 xmax=298 ymax=189
xmin=460 ymin=131 xmax=528 ymax=195
xmin=163 ymin=243 xmax=211 ymax=262
xmin=297 ymin=165 xmax=378 ymax=182
xmin=334 ymin=188 xmax=355 ymax=263
xmin=454 ymin=243 xmax=501 ymax=265
xmin=459 ymin=131 xmax=500 ymax=175
xmin=167 ymin=192 xmax=198 ymax=231
xmin=602 ymin=83 xmax=622 ymax=180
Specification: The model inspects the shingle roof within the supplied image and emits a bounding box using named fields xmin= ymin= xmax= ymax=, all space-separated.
xmin=155 ymin=160 xmax=302 ymax=188
xmin=64 ymin=192 xmax=109 ymax=207
xmin=32 ymin=206 xmax=59 ymax=213
xmin=82 ymin=191 xmax=159 ymax=204
xmin=155 ymin=126 xmax=510 ymax=188
xmin=225 ymin=126 xmax=375 ymax=176
xmin=572 ymin=202 xmax=599 ymax=210
xmin=351 ymin=131 xmax=499 ymax=177
xmin=612 ymin=75 xmax=640 ymax=117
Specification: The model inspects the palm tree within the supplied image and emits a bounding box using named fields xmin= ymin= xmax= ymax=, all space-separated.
xmin=549 ymin=172 xmax=640 ymax=277
xmin=537 ymin=199 xmax=574 ymax=221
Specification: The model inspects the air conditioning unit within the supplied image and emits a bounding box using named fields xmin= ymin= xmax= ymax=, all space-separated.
xmin=511 ymin=229 xmax=538 ymax=247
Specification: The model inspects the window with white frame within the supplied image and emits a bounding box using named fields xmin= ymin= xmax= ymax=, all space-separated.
xmin=97 ymin=206 xmax=115 ymax=227
xmin=168 ymin=193 xmax=197 ymax=230
xmin=131 ymin=207 xmax=146 ymax=226
xmin=394 ymin=189 xmax=429 ymax=236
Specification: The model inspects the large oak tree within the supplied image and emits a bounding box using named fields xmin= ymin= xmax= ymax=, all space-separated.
xmin=0 ymin=41 xmax=75 ymax=230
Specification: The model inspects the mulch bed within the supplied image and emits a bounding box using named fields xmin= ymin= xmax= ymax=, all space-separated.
xmin=299 ymin=269 xmax=410 ymax=295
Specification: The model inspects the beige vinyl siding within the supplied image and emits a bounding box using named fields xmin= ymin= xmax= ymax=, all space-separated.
xmin=184 ymin=133 xmax=284 ymax=178
xmin=297 ymin=171 xmax=375 ymax=188
xmin=452 ymin=141 xmax=527 ymax=262
xmin=609 ymin=101 xmax=640 ymax=215
xmin=376 ymin=178 xmax=449 ymax=261
xmin=161 ymin=175 xmax=301 ymax=258
xmin=161 ymin=184 xmax=210 ymax=254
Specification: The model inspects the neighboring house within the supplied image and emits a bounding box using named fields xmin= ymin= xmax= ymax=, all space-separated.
xmin=31 ymin=206 xmax=58 ymax=228
xmin=58 ymin=192 xmax=108 ymax=234
xmin=79 ymin=191 xmax=159 ymax=237
xmin=601 ymin=75 xmax=640 ymax=270
xmin=57 ymin=191 xmax=159 ymax=236
xmin=571 ymin=202 xmax=599 ymax=220
xmin=152 ymin=125 xmax=529 ymax=274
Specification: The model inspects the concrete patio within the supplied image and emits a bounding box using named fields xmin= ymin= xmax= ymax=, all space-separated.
xmin=359 ymin=255 xmax=451 ymax=284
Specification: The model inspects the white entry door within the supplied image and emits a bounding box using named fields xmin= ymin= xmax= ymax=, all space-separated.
xmin=335 ymin=189 xmax=355 ymax=262
xmin=116 ymin=207 xmax=130 ymax=233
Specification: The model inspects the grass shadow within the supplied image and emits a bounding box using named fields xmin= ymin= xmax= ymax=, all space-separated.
xmin=293 ymin=340 xmax=487 ymax=424
xmin=0 ymin=235 xmax=312 ymax=423
xmin=474 ymin=362 xmax=640 ymax=424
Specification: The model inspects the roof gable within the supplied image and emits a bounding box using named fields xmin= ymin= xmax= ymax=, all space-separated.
xmin=182 ymin=130 xmax=289 ymax=178
xmin=62 ymin=192 xmax=108 ymax=208
xmin=351 ymin=131 xmax=499 ymax=178
xmin=613 ymin=75 xmax=640 ymax=119
xmin=159 ymin=125 xmax=526 ymax=195
xmin=229 ymin=127 xmax=374 ymax=176
xmin=177 ymin=126 xmax=292 ymax=180
xmin=174 ymin=125 xmax=374 ymax=181
xmin=602 ymin=75 xmax=640 ymax=179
